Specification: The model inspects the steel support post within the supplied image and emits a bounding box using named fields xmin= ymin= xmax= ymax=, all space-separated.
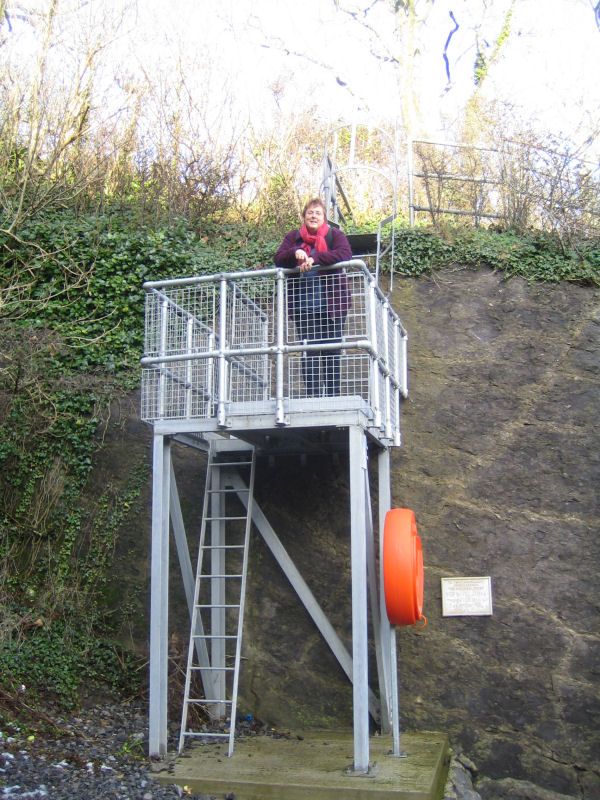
xmin=368 ymin=280 xmax=382 ymax=431
xmin=349 ymin=425 xmax=370 ymax=773
xmin=275 ymin=271 xmax=285 ymax=425
xmin=377 ymin=448 xmax=395 ymax=742
xmin=390 ymin=627 xmax=401 ymax=756
xmin=169 ymin=462 xmax=195 ymax=617
xmin=364 ymin=461 xmax=390 ymax=732
xmin=217 ymin=278 xmax=228 ymax=428
xmin=149 ymin=434 xmax=171 ymax=756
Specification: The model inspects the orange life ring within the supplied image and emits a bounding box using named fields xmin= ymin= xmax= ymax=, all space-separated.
xmin=383 ymin=508 xmax=424 ymax=626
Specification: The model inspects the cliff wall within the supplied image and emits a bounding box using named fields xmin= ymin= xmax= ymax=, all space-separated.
xmin=103 ymin=268 xmax=599 ymax=799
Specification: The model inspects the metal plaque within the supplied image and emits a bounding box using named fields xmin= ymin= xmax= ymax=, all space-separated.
xmin=441 ymin=577 xmax=493 ymax=617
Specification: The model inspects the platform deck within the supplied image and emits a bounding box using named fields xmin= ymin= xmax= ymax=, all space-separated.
xmin=155 ymin=730 xmax=450 ymax=800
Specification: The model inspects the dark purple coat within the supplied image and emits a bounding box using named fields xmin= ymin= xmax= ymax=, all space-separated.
xmin=274 ymin=226 xmax=353 ymax=319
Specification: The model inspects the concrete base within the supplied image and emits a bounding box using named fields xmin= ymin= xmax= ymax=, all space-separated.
xmin=156 ymin=731 xmax=450 ymax=800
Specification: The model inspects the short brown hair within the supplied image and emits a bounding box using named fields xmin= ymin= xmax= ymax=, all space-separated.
xmin=302 ymin=197 xmax=327 ymax=217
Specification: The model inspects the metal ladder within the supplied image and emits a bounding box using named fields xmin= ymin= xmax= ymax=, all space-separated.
xmin=179 ymin=440 xmax=255 ymax=756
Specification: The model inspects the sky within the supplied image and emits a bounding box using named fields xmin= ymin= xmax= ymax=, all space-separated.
xmin=4 ymin=0 xmax=600 ymax=158
xmin=125 ymin=0 xmax=600 ymax=155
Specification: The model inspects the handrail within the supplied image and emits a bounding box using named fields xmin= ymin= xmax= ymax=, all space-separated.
xmin=144 ymin=260 xmax=374 ymax=291
xmin=141 ymin=261 xmax=407 ymax=443
xmin=144 ymin=261 xmax=405 ymax=338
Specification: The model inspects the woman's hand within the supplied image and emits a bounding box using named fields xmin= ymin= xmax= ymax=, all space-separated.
xmin=295 ymin=249 xmax=314 ymax=272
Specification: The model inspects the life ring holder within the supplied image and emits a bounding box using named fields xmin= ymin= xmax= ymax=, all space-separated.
xmin=383 ymin=508 xmax=424 ymax=626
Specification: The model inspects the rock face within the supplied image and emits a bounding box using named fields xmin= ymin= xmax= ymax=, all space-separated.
xmin=240 ymin=270 xmax=600 ymax=798
xmin=385 ymin=270 xmax=599 ymax=799
xmin=104 ymin=269 xmax=599 ymax=799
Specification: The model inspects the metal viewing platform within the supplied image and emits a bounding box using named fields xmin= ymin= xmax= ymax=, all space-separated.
xmin=141 ymin=257 xmax=413 ymax=781
xmin=141 ymin=260 xmax=407 ymax=449
xmin=139 ymin=117 xmax=431 ymax=789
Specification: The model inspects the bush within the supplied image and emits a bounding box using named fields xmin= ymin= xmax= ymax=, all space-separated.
xmin=391 ymin=224 xmax=599 ymax=285
xmin=0 ymin=615 xmax=142 ymax=710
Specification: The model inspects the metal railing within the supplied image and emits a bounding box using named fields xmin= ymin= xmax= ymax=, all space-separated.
xmin=408 ymin=137 xmax=600 ymax=234
xmin=321 ymin=124 xmax=399 ymax=283
xmin=141 ymin=261 xmax=407 ymax=446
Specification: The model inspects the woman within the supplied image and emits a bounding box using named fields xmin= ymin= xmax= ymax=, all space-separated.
xmin=275 ymin=198 xmax=352 ymax=397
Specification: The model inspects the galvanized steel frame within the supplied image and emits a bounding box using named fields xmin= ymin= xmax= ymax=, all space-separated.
xmin=147 ymin=428 xmax=397 ymax=772
xmin=144 ymin=259 xmax=408 ymax=772
xmin=141 ymin=261 xmax=407 ymax=448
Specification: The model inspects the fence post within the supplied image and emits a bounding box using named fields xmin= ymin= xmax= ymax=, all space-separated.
xmin=407 ymin=137 xmax=415 ymax=227
xmin=217 ymin=277 xmax=228 ymax=428
xmin=275 ymin=270 xmax=286 ymax=425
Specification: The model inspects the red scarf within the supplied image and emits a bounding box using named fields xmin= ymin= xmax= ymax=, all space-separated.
xmin=299 ymin=222 xmax=329 ymax=255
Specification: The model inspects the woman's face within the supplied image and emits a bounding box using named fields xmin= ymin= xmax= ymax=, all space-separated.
xmin=303 ymin=204 xmax=325 ymax=233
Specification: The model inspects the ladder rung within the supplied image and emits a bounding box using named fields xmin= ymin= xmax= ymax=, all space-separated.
xmin=189 ymin=699 xmax=232 ymax=704
xmin=202 ymin=573 xmax=242 ymax=579
xmin=193 ymin=634 xmax=237 ymax=639
xmin=191 ymin=666 xmax=234 ymax=672
xmin=184 ymin=732 xmax=229 ymax=738
xmin=213 ymin=460 xmax=253 ymax=467
xmin=207 ymin=488 xmax=249 ymax=494
xmin=196 ymin=604 xmax=240 ymax=608
xmin=201 ymin=544 xmax=244 ymax=550
xmin=204 ymin=515 xmax=248 ymax=521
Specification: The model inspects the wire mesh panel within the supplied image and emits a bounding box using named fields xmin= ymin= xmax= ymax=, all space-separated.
xmin=284 ymin=269 xmax=369 ymax=399
xmin=229 ymin=355 xmax=271 ymax=406
xmin=374 ymin=293 xmax=387 ymax=360
xmin=141 ymin=358 xmax=216 ymax=421
xmin=287 ymin=349 xmax=372 ymax=401
xmin=286 ymin=354 xmax=305 ymax=401
xmin=225 ymin=277 xmax=273 ymax=411
xmin=344 ymin=352 xmax=372 ymax=400
xmin=285 ymin=270 xmax=368 ymax=346
xmin=144 ymin=286 xmax=218 ymax=359
xmin=389 ymin=376 xmax=399 ymax=440
xmin=386 ymin=312 xmax=398 ymax=381
xmin=227 ymin=277 xmax=275 ymax=348
xmin=384 ymin=310 xmax=400 ymax=438
xmin=343 ymin=271 xmax=369 ymax=341
xmin=141 ymin=263 xmax=406 ymax=444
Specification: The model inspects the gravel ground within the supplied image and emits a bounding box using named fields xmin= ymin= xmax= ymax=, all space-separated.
xmin=2 ymin=701 xmax=484 ymax=800
xmin=0 ymin=702 xmax=223 ymax=800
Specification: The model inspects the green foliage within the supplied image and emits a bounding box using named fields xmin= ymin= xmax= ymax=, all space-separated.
xmin=78 ymin=464 xmax=149 ymax=595
xmin=391 ymin=225 xmax=599 ymax=285
xmin=473 ymin=7 xmax=513 ymax=88
xmin=392 ymin=228 xmax=454 ymax=276
xmin=117 ymin=733 xmax=146 ymax=759
xmin=251 ymin=173 xmax=300 ymax=230
xmin=0 ymin=210 xmax=283 ymax=715
xmin=1 ymin=212 xmax=280 ymax=373
xmin=474 ymin=49 xmax=487 ymax=86
xmin=0 ymin=617 xmax=142 ymax=709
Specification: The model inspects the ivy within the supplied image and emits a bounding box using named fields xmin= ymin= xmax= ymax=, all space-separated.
xmin=0 ymin=210 xmax=283 ymax=716
xmin=0 ymin=619 xmax=141 ymax=710
xmin=393 ymin=228 xmax=454 ymax=275
xmin=391 ymin=225 xmax=599 ymax=285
